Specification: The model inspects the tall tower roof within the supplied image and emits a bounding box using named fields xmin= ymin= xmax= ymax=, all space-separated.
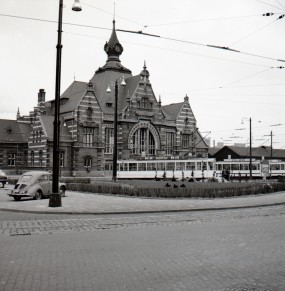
xmin=96 ymin=20 xmax=131 ymax=74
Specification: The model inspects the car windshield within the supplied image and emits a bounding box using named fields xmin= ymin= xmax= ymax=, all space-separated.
xmin=18 ymin=175 xmax=33 ymax=183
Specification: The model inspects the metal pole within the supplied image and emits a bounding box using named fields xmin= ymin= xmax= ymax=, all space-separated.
xmin=112 ymin=80 xmax=118 ymax=182
xmin=270 ymin=130 xmax=273 ymax=158
xmin=249 ymin=117 xmax=252 ymax=180
xmin=50 ymin=0 xmax=63 ymax=207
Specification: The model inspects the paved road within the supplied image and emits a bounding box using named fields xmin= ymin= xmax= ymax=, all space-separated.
xmin=0 ymin=205 xmax=284 ymax=290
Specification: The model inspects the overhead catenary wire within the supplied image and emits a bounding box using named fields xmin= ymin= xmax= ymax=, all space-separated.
xmin=1 ymin=13 xmax=285 ymax=64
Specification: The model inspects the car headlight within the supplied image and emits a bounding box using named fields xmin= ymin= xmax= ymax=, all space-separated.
xmin=20 ymin=190 xmax=27 ymax=194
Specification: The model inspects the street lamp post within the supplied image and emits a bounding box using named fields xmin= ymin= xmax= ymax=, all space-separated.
xmin=113 ymin=80 xmax=119 ymax=182
xmin=249 ymin=117 xmax=252 ymax=180
xmin=49 ymin=0 xmax=82 ymax=207
xmin=106 ymin=76 xmax=126 ymax=182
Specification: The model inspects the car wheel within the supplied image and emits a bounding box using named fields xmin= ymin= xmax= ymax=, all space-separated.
xmin=60 ymin=187 xmax=66 ymax=197
xmin=34 ymin=190 xmax=43 ymax=200
xmin=14 ymin=196 xmax=21 ymax=201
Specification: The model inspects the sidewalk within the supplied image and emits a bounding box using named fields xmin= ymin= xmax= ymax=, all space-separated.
xmin=1 ymin=185 xmax=285 ymax=214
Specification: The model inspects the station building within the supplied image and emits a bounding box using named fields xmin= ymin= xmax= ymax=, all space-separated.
xmin=1 ymin=21 xmax=208 ymax=176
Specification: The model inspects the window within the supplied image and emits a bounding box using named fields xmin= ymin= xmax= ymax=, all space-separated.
xmin=141 ymin=98 xmax=148 ymax=108
xmin=176 ymin=162 xmax=185 ymax=171
xmin=23 ymin=151 xmax=28 ymax=166
xmin=59 ymin=152 xmax=64 ymax=168
xmin=147 ymin=163 xmax=156 ymax=171
xmin=84 ymin=156 xmax=92 ymax=168
xmin=106 ymin=102 xmax=113 ymax=108
xmin=8 ymin=153 xmax=15 ymax=167
xmin=39 ymin=150 xmax=43 ymax=167
xmin=166 ymin=162 xmax=175 ymax=171
xmin=138 ymin=163 xmax=146 ymax=171
xmin=131 ymin=128 xmax=155 ymax=155
xmin=83 ymin=127 xmax=94 ymax=147
xmin=165 ymin=132 xmax=174 ymax=155
xmin=31 ymin=151 xmax=34 ymax=167
xmin=105 ymin=128 xmax=114 ymax=154
xmin=182 ymin=134 xmax=190 ymax=149
xmin=129 ymin=163 xmax=137 ymax=171
xmin=186 ymin=162 xmax=195 ymax=170
xmin=87 ymin=107 xmax=93 ymax=120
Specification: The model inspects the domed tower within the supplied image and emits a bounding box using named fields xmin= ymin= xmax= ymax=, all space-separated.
xmin=96 ymin=20 xmax=131 ymax=74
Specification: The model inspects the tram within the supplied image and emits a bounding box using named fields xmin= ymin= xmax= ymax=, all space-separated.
xmin=116 ymin=158 xmax=285 ymax=180
xmin=215 ymin=159 xmax=285 ymax=179
xmin=117 ymin=158 xmax=216 ymax=180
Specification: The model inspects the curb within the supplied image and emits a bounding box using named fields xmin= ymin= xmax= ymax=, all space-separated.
xmin=0 ymin=201 xmax=284 ymax=215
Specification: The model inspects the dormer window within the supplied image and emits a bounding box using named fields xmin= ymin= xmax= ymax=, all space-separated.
xmin=106 ymin=102 xmax=113 ymax=108
xmin=141 ymin=97 xmax=149 ymax=109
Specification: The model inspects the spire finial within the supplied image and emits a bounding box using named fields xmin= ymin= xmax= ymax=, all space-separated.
xmin=113 ymin=1 xmax=116 ymax=21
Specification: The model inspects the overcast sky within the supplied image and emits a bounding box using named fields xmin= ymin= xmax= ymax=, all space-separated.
xmin=1 ymin=0 xmax=285 ymax=149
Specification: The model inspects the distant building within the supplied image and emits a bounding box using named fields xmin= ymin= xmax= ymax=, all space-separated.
xmin=209 ymin=145 xmax=285 ymax=161
xmin=3 ymin=20 xmax=208 ymax=176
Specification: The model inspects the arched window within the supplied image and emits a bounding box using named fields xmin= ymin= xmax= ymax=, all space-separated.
xmin=132 ymin=128 xmax=155 ymax=155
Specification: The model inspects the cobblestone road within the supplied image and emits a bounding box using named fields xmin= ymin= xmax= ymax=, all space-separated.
xmin=0 ymin=205 xmax=284 ymax=236
xmin=0 ymin=206 xmax=284 ymax=290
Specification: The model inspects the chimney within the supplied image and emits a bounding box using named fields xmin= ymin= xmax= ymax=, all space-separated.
xmin=37 ymin=89 xmax=46 ymax=115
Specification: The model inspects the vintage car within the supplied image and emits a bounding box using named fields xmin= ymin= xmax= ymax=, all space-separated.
xmin=0 ymin=170 xmax=8 ymax=188
xmin=8 ymin=171 xmax=66 ymax=201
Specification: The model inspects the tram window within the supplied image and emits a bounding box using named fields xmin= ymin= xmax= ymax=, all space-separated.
xmin=217 ymin=164 xmax=223 ymax=171
xmin=240 ymin=164 xmax=249 ymax=170
xmin=166 ymin=162 xmax=175 ymax=171
xmin=196 ymin=162 xmax=201 ymax=170
xmin=202 ymin=162 xmax=207 ymax=170
xmin=186 ymin=162 xmax=195 ymax=170
xmin=157 ymin=163 xmax=165 ymax=171
xmin=176 ymin=162 xmax=185 ymax=171
xmin=281 ymin=164 xmax=285 ymax=170
xmin=271 ymin=164 xmax=280 ymax=170
xmin=208 ymin=162 xmax=213 ymax=170
xmin=129 ymin=163 xmax=137 ymax=171
xmin=147 ymin=163 xmax=156 ymax=171
xmin=138 ymin=163 xmax=146 ymax=171
xmin=231 ymin=164 xmax=239 ymax=171
xmin=251 ymin=164 xmax=258 ymax=170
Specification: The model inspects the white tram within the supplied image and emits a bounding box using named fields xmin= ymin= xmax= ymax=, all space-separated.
xmin=215 ymin=159 xmax=285 ymax=179
xmin=116 ymin=158 xmax=285 ymax=180
xmin=117 ymin=158 xmax=216 ymax=180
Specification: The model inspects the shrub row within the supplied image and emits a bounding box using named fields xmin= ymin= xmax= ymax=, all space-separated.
xmin=67 ymin=182 xmax=285 ymax=199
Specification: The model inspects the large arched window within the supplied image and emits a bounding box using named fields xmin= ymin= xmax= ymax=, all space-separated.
xmin=132 ymin=128 xmax=155 ymax=155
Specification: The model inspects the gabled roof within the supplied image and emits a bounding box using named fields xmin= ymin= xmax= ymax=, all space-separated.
xmin=59 ymin=81 xmax=87 ymax=113
xmin=46 ymin=81 xmax=87 ymax=115
xmin=162 ymin=102 xmax=184 ymax=119
xmin=0 ymin=119 xmax=31 ymax=143
xmin=39 ymin=116 xmax=72 ymax=142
